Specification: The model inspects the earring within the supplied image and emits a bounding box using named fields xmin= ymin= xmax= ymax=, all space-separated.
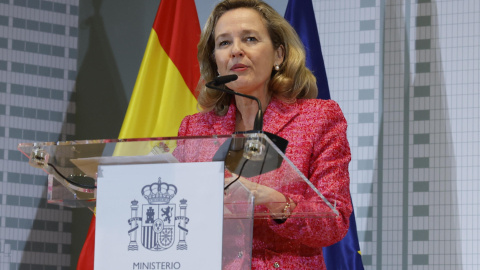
xmin=274 ymin=64 xmax=280 ymax=71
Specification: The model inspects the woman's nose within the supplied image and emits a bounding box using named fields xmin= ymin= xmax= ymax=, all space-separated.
xmin=231 ymin=41 xmax=244 ymax=57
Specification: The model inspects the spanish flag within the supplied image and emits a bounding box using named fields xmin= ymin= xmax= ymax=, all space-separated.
xmin=119 ymin=0 xmax=200 ymax=139
xmin=77 ymin=1 xmax=200 ymax=268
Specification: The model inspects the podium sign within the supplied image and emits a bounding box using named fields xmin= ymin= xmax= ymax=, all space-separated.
xmin=95 ymin=162 xmax=225 ymax=270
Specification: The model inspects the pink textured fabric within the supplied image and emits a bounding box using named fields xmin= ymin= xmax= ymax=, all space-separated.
xmin=178 ymin=97 xmax=352 ymax=269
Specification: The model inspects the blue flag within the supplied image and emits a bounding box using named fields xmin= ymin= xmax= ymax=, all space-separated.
xmin=285 ymin=1 xmax=364 ymax=269
xmin=284 ymin=0 xmax=330 ymax=100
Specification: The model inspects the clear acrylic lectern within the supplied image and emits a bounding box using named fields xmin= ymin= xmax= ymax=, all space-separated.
xmin=18 ymin=133 xmax=338 ymax=269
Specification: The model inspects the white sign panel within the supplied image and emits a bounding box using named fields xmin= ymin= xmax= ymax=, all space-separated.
xmin=94 ymin=162 xmax=225 ymax=270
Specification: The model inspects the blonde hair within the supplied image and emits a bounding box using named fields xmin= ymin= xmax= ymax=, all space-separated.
xmin=197 ymin=0 xmax=318 ymax=115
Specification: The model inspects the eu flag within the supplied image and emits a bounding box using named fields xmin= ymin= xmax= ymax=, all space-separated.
xmin=284 ymin=0 xmax=330 ymax=100
xmin=285 ymin=0 xmax=364 ymax=269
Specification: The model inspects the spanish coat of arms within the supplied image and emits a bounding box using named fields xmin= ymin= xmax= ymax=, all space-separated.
xmin=127 ymin=177 xmax=189 ymax=251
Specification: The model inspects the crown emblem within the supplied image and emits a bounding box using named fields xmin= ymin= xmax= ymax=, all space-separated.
xmin=141 ymin=177 xmax=177 ymax=204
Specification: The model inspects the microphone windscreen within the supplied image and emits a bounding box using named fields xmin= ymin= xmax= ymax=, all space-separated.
xmin=213 ymin=74 xmax=238 ymax=85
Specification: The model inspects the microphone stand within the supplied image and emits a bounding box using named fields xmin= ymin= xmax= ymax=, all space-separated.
xmin=205 ymin=74 xmax=263 ymax=131
xmin=206 ymin=75 xmax=288 ymax=189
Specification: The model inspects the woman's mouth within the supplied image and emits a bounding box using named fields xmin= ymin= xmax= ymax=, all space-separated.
xmin=231 ymin=64 xmax=248 ymax=72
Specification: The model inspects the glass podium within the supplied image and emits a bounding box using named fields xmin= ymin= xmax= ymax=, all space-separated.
xmin=18 ymin=133 xmax=338 ymax=269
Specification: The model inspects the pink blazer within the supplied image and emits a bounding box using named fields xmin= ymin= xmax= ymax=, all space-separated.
xmin=178 ymin=97 xmax=352 ymax=269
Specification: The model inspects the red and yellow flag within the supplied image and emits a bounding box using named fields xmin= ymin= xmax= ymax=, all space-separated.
xmin=119 ymin=0 xmax=200 ymax=139
xmin=77 ymin=1 xmax=200 ymax=269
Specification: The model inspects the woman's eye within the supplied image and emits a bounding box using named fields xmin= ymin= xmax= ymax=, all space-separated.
xmin=218 ymin=40 xmax=230 ymax=47
xmin=246 ymin=37 xmax=257 ymax=42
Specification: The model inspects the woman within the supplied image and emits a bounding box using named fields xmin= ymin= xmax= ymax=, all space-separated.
xmin=178 ymin=0 xmax=352 ymax=268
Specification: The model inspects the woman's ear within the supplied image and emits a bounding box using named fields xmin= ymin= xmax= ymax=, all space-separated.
xmin=275 ymin=44 xmax=285 ymax=66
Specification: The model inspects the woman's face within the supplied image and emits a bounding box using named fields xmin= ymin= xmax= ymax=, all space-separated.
xmin=213 ymin=8 xmax=284 ymax=97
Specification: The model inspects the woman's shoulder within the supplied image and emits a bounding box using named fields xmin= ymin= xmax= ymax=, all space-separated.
xmin=178 ymin=111 xmax=216 ymax=136
xmin=268 ymin=97 xmax=345 ymax=122
xmin=182 ymin=110 xmax=213 ymax=122
xmin=179 ymin=104 xmax=236 ymax=136
xmin=296 ymin=98 xmax=340 ymax=109
xmin=293 ymin=98 xmax=344 ymax=118
xmin=181 ymin=109 xmax=221 ymax=128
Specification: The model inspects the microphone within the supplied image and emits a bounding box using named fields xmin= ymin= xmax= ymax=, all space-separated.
xmin=212 ymin=74 xmax=238 ymax=86
xmin=206 ymin=75 xmax=263 ymax=131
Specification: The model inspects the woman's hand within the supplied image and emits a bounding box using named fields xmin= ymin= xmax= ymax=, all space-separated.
xmin=226 ymin=174 xmax=296 ymax=218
